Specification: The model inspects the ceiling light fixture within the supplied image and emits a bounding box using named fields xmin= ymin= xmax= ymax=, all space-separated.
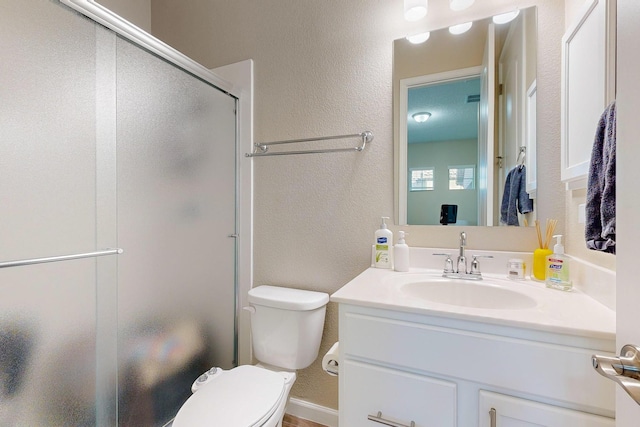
xmin=493 ymin=10 xmax=520 ymax=24
xmin=404 ymin=0 xmax=428 ymax=22
xmin=412 ymin=112 xmax=432 ymax=123
xmin=406 ymin=31 xmax=431 ymax=44
xmin=448 ymin=21 xmax=473 ymax=35
xmin=449 ymin=0 xmax=475 ymax=11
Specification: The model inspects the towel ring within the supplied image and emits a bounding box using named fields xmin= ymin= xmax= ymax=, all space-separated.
xmin=517 ymin=146 xmax=526 ymax=169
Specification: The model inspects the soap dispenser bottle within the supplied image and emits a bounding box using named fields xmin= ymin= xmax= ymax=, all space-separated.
xmin=545 ymin=235 xmax=572 ymax=291
xmin=375 ymin=217 xmax=393 ymax=269
xmin=394 ymin=231 xmax=409 ymax=272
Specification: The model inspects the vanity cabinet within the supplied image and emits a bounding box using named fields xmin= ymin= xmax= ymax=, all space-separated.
xmin=479 ymin=391 xmax=614 ymax=427
xmin=338 ymin=304 xmax=615 ymax=426
xmin=341 ymin=360 xmax=456 ymax=426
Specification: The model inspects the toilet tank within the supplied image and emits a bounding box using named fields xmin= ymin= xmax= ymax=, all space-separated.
xmin=247 ymin=286 xmax=329 ymax=370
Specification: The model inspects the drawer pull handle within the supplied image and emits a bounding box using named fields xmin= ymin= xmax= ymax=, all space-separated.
xmin=489 ymin=408 xmax=496 ymax=427
xmin=367 ymin=411 xmax=415 ymax=427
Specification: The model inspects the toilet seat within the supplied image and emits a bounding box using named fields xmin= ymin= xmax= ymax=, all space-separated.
xmin=172 ymin=365 xmax=286 ymax=427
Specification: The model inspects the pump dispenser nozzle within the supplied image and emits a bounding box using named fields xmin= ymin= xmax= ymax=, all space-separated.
xmin=552 ymin=234 xmax=564 ymax=255
xmin=380 ymin=216 xmax=390 ymax=229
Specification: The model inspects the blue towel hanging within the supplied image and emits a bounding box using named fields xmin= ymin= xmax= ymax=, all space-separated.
xmin=585 ymin=101 xmax=616 ymax=254
xmin=500 ymin=165 xmax=533 ymax=226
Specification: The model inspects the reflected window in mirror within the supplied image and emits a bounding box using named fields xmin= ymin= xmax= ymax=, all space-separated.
xmin=410 ymin=168 xmax=435 ymax=191
xmin=449 ymin=165 xmax=475 ymax=190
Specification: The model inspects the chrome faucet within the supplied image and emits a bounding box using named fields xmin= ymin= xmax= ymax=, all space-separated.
xmin=457 ymin=231 xmax=467 ymax=274
xmin=433 ymin=231 xmax=492 ymax=280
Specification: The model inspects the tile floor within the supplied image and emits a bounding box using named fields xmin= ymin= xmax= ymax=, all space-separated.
xmin=282 ymin=414 xmax=328 ymax=427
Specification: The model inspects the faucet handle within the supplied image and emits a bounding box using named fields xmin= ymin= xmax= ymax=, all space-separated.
xmin=433 ymin=253 xmax=454 ymax=273
xmin=469 ymin=255 xmax=494 ymax=275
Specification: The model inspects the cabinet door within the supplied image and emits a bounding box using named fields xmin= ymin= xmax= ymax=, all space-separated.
xmin=341 ymin=360 xmax=456 ymax=427
xmin=479 ymin=391 xmax=614 ymax=427
xmin=561 ymin=0 xmax=616 ymax=187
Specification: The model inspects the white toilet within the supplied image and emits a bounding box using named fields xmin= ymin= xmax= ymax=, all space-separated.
xmin=172 ymin=285 xmax=330 ymax=427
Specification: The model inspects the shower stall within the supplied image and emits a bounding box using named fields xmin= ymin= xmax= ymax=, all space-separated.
xmin=0 ymin=1 xmax=239 ymax=425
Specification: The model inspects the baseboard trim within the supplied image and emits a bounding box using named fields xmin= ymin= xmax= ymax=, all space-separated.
xmin=285 ymin=397 xmax=338 ymax=427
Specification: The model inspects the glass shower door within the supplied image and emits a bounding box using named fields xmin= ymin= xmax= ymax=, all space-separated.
xmin=1 ymin=2 xmax=238 ymax=425
xmin=114 ymin=36 xmax=238 ymax=426
xmin=0 ymin=1 xmax=105 ymax=425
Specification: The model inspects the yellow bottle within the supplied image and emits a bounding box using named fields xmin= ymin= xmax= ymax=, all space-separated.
xmin=533 ymin=247 xmax=552 ymax=281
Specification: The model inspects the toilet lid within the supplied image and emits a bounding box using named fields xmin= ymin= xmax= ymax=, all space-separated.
xmin=173 ymin=365 xmax=286 ymax=427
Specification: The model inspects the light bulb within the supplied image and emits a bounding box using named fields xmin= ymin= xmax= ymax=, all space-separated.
xmin=493 ymin=10 xmax=520 ymax=24
xmin=406 ymin=32 xmax=431 ymax=44
xmin=449 ymin=21 xmax=473 ymax=35
xmin=449 ymin=0 xmax=475 ymax=11
xmin=412 ymin=112 xmax=431 ymax=123
xmin=404 ymin=0 xmax=428 ymax=22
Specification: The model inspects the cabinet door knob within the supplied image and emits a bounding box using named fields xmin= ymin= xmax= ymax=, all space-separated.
xmin=367 ymin=411 xmax=415 ymax=427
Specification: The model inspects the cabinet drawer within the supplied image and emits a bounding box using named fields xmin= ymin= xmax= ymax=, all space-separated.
xmin=479 ymin=390 xmax=615 ymax=426
xmin=341 ymin=359 xmax=456 ymax=427
xmin=341 ymin=311 xmax=615 ymax=413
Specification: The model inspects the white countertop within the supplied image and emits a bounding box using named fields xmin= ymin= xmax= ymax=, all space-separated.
xmin=331 ymin=267 xmax=616 ymax=341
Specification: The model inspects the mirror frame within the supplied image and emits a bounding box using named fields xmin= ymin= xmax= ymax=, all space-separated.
xmin=394 ymin=8 xmax=539 ymax=228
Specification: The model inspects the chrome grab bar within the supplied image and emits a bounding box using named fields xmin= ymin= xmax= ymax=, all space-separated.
xmin=0 ymin=248 xmax=123 ymax=269
xmin=246 ymin=131 xmax=373 ymax=157
xmin=592 ymin=344 xmax=640 ymax=405
xmin=367 ymin=411 xmax=415 ymax=427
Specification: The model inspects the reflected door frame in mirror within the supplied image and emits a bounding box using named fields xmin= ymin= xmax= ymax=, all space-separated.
xmin=398 ymin=66 xmax=482 ymax=226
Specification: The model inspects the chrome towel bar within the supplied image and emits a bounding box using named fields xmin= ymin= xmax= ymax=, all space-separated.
xmin=0 ymin=248 xmax=123 ymax=269
xmin=246 ymin=131 xmax=373 ymax=157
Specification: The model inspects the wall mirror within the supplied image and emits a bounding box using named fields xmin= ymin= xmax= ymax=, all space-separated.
xmin=395 ymin=7 xmax=538 ymax=226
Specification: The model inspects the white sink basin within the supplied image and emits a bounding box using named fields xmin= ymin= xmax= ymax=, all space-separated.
xmin=332 ymin=266 xmax=616 ymax=339
xmin=399 ymin=278 xmax=537 ymax=310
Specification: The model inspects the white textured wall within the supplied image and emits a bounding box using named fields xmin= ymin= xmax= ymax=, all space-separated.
xmin=145 ymin=0 xmax=568 ymax=410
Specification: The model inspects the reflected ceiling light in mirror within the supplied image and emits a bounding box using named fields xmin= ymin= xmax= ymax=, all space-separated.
xmin=412 ymin=112 xmax=432 ymax=123
xmin=449 ymin=0 xmax=475 ymax=11
xmin=493 ymin=9 xmax=520 ymax=24
xmin=448 ymin=21 xmax=473 ymax=35
xmin=404 ymin=0 xmax=428 ymax=21
xmin=406 ymin=31 xmax=431 ymax=44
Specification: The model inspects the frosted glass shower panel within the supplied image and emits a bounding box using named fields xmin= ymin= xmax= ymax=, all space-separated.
xmin=115 ymin=37 xmax=237 ymax=425
xmin=0 ymin=262 xmax=99 ymax=426
xmin=0 ymin=1 xmax=98 ymax=259
xmin=0 ymin=1 xmax=104 ymax=425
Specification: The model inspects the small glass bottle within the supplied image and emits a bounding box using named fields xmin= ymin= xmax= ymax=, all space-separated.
xmin=507 ymin=258 xmax=526 ymax=280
